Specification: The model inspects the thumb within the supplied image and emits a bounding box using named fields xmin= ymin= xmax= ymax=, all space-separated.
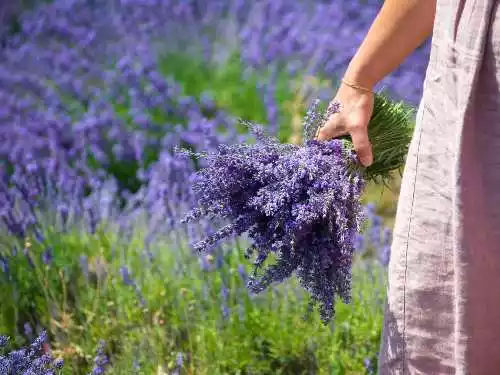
xmin=349 ymin=125 xmax=373 ymax=167
xmin=315 ymin=117 xmax=347 ymax=141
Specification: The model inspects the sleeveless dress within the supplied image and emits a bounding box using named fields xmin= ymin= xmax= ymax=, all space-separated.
xmin=378 ymin=0 xmax=500 ymax=374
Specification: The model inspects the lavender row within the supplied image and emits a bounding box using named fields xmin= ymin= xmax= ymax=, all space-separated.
xmin=0 ymin=0 xmax=407 ymax=259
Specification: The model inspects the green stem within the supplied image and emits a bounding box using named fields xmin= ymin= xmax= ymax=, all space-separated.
xmin=344 ymin=91 xmax=416 ymax=185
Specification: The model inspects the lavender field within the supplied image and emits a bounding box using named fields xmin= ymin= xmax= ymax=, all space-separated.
xmin=0 ymin=0 xmax=430 ymax=373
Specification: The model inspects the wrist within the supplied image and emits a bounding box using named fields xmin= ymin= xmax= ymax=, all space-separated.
xmin=342 ymin=63 xmax=379 ymax=91
xmin=340 ymin=78 xmax=374 ymax=95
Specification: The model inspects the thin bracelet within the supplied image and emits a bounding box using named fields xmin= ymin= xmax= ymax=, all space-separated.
xmin=341 ymin=78 xmax=374 ymax=94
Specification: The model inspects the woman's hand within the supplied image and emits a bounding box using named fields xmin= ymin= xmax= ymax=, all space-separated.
xmin=316 ymin=82 xmax=375 ymax=167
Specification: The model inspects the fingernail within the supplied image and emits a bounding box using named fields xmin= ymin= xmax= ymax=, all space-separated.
xmin=362 ymin=156 xmax=373 ymax=167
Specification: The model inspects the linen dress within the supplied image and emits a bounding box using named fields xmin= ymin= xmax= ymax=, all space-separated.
xmin=378 ymin=0 xmax=500 ymax=374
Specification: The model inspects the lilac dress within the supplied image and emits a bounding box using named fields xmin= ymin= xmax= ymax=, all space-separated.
xmin=378 ymin=0 xmax=500 ymax=373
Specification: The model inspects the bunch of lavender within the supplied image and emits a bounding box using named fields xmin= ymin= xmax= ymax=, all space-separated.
xmin=180 ymin=93 xmax=414 ymax=324
xmin=0 ymin=331 xmax=64 ymax=374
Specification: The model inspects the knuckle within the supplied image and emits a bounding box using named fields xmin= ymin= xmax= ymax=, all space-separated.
xmin=317 ymin=128 xmax=329 ymax=139
xmin=346 ymin=122 xmax=365 ymax=132
xmin=353 ymin=136 xmax=370 ymax=149
xmin=355 ymin=141 xmax=370 ymax=151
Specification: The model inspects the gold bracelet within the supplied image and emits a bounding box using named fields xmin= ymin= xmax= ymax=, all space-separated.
xmin=341 ymin=78 xmax=374 ymax=94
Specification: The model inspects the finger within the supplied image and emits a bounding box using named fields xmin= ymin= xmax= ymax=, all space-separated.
xmin=315 ymin=117 xmax=347 ymax=141
xmin=348 ymin=125 xmax=373 ymax=167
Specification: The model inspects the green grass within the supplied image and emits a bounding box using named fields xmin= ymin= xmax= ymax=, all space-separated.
xmin=0 ymin=221 xmax=387 ymax=374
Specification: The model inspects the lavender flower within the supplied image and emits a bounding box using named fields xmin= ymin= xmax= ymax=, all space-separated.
xmin=237 ymin=264 xmax=248 ymax=283
xmin=80 ymin=255 xmax=90 ymax=281
xmin=41 ymin=247 xmax=53 ymax=266
xmin=120 ymin=266 xmax=146 ymax=307
xmin=176 ymin=352 xmax=184 ymax=367
xmin=89 ymin=340 xmax=108 ymax=375
xmin=353 ymin=233 xmax=365 ymax=253
xmin=0 ymin=330 xmax=64 ymax=374
xmin=0 ymin=255 xmax=9 ymax=278
xmin=364 ymin=357 xmax=374 ymax=375
xmin=220 ymin=285 xmax=230 ymax=320
xmin=24 ymin=323 xmax=33 ymax=341
xmin=379 ymin=227 xmax=392 ymax=266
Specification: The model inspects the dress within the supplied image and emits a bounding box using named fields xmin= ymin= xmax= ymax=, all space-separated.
xmin=378 ymin=0 xmax=500 ymax=374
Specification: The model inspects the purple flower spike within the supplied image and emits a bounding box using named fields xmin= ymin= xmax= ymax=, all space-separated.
xmin=176 ymin=352 xmax=184 ymax=367
xmin=353 ymin=233 xmax=365 ymax=253
xmin=90 ymin=340 xmax=109 ymax=375
xmin=120 ymin=266 xmax=146 ymax=307
xmin=41 ymin=247 xmax=53 ymax=266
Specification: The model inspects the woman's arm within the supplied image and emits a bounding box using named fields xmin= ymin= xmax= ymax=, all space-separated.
xmin=344 ymin=0 xmax=437 ymax=90
xmin=317 ymin=0 xmax=437 ymax=166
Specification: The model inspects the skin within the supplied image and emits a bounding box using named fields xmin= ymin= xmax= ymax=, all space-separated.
xmin=317 ymin=0 xmax=437 ymax=167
